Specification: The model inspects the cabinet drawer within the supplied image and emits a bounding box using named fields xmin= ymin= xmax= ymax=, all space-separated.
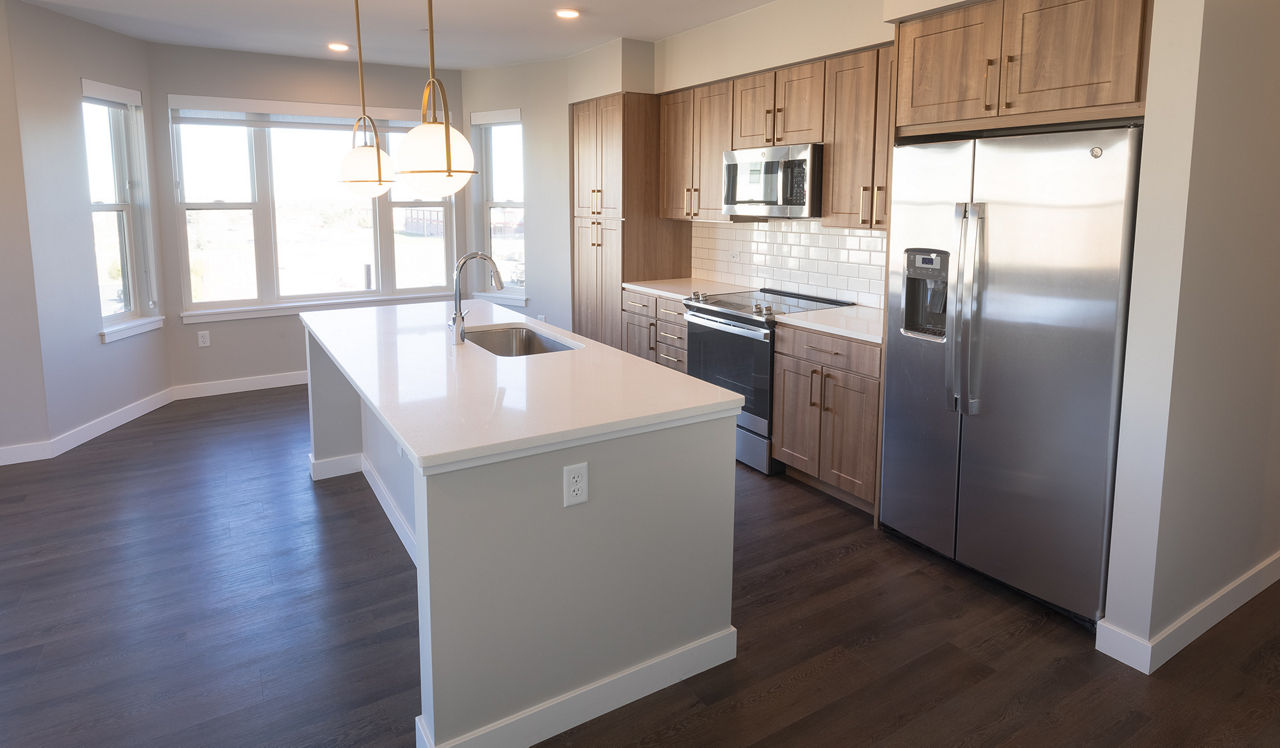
xmin=776 ymin=325 xmax=880 ymax=379
xmin=656 ymin=320 xmax=688 ymax=349
xmin=656 ymin=297 xmax=688 ymax=324
xmin=622 ymin=290 xmax=656 ymax=317
xmin=656 ymin=342 xmax=687 ymax=372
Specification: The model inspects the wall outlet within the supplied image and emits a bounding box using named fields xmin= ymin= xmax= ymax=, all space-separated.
xmin=537 ymin=314 xmax=546 ymax=322
xmin=197 ymin=330 xmax=211 ymax=348
xmin=563 ymin=462 xmax=588 ymax=507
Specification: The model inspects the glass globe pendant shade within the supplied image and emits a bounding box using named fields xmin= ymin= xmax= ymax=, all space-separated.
xmin=396 ymin=121 xmax=475 ymax=199
xmin=340 ymin=145 xmax=394 ymax=198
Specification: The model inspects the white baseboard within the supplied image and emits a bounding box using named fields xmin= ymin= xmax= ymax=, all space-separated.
xmin=0 ymin=371 xmax=307 ymax=467
xmin=169 ymin=370 xmax=307 ymax=400
xmin=310 ymin=453 xmax=362 ymax=481
xmin=361 ymin=456 xmax=417 ymax=564
xmin=1098 ymin=546 xmax=1280 ymax=674
xmin=418 ymin=627 xmax=737 ymax=748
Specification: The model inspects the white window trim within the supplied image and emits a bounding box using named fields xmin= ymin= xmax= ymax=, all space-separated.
xmin=100 ymin=315 xmax=165 ymax=343
xmin=471 ymin=113 xmax=526 ymax=300
xmin=170 ymin=98 xmax=463 ymax=314
xmin=83 ymin=79 xmax=160 ymax=337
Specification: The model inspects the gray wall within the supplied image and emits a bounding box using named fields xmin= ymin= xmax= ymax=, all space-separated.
xmin=0 ymin=0 xmax=49 ymax=445
xmin=145 ymin=44 xmax=461 ymax=386
xmin=6 ymin=0 xmax=168 ymax=437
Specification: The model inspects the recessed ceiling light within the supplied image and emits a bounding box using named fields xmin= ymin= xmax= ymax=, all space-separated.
xmin=555 ymin=9 xmax=580 ymax=19
xmin=328 ymin=42 xmax=351 ymax=52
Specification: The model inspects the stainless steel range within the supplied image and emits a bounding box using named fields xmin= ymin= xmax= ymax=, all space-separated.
xmin=683 ymin=289 xmax=853 ymax=473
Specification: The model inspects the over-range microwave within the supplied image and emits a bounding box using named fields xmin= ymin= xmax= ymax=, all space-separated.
xmin=722 ymin=143 xmax=822 ymax=219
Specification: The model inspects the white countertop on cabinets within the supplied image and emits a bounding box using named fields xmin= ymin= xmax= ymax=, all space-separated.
xmin=776 ymin=305 xmax=885 ymax=345
xmin=301 ymin=300 xmax=744 ymax=472
xmin=622 ymin=278 xmax=755 ymax=301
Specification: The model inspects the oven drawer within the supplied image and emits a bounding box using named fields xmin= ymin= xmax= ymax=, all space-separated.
xmin=656 ymin=320 xmax=687 ymax=349
xmin=776 ymin=325 xmax=881 ymax=379
xmin=622 ymin=290 xmax=656 ymax=317
xmin=656 ymin=342 xmax=687 ymax=372
xmin=656 ymin=298 xmax=687 ymax=325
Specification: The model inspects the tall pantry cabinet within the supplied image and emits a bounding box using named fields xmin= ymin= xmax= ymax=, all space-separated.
xmin=572 ymin=93 xmax=690 ymax=348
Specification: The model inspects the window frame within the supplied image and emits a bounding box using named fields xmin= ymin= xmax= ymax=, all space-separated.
xmin=471 ymin=114 xmax=526 ymax=296
xmin=82 ymin=80 xmax=158 ymax=334
xmin=169 ymin=98 xmax=460 ymax=319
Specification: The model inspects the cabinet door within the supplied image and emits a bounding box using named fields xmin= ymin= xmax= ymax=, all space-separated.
xmin=597 ymin=93 xmax=624 ymax=219
xmin=622 ymin=312 xmax=656 ymax=362
xmin=1000 ymin=0 xmax=1144 ymax=115
xmin=572 ymin=219 xmax=600 ymax=341
xmin=659 ymin=90 xmax=694 ymax=220
xmin=732 ymin=71 xmax=775 ymax=149
xmin=772 ymin=354 xmax=822 ymax=476
xmin=572 ymin=100 xmax=599 ymax=218
xmin=692 ymin=81 xmax=733 ymax=222
xmin=597 ymin=220 xmax=623 ymax=349
xmin=871 ymin=45 xmax=895 ymax=231
xmin=774 ymin=61 xmax=826 ymax=145
xmin=896 ymin=0 xmax=1004 ymax=127
xmin=819 ymin=367 xmax=880 ymax=499
xmin=821 ymin=50 xmax=879 ymax=229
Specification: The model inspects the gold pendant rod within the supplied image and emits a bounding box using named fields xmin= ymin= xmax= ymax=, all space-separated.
xmin=353 ymin=0 xmax=383 ymax=183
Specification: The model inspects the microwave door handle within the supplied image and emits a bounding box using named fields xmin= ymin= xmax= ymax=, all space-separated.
xmin=962 ymin=203 xmax=986 ymax=416
xmin=945 ymin=203 xmax=969 ymax=413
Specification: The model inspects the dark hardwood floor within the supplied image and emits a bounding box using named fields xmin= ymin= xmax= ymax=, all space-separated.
xmin=2 ymin=386 xmax=1279 ymax=747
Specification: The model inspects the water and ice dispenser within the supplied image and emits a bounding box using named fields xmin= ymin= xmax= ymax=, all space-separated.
xmin=903 ymin=249 xmax=949 ymax=338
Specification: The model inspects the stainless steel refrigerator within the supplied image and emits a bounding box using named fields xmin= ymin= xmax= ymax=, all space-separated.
xmin=880 ymin=127 xmax=1140 ymax=621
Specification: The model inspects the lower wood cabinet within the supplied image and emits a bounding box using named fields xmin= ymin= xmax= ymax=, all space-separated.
xmin=773 ymin=330 xmax=882 ymax=507
xmin=572 ymin=218 xmax=622 ymax=347
xmin=622 ymin=311 xmax=656 ymax=362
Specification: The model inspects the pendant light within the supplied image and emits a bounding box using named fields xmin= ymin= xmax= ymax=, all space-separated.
xmin=339 ymin=0 xmax=394 ymax=198
xmin=396 ymin=0 xmax=476 ymax=198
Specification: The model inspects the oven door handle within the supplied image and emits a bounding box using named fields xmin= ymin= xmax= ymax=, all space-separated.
xmin=684 ymin=312 xmax=772 ymax=342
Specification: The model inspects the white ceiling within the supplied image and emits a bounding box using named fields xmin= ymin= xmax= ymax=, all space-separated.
xmin=29 ymin=0 xmax=780 ymax=70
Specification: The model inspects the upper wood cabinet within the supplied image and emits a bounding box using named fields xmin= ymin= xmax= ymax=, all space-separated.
xmin=897 ymin=0 xmax=1147 ymax=131
xmin=1000 ymin=0 xmax=1145 ymax=115
xmin=822 ymin=45 xmax=895 ymax=231
xmin=896 ymin=0 xmax=1005 ymax=127
xmin=732 ymin=61 xmax=825 ymax=149
xmin=572 ymin=93 xmax=623 ymax=219
xmin=660 ymin=82 xmax=733 ymax=221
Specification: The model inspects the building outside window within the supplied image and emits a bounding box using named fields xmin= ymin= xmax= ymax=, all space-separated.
xmin=475 ymin=120 xmax=525 ymax=289
xmin=170 ymin=101 xmax=455 ymax=316
xmin=82 ymin=81 xmax=156 ymax=327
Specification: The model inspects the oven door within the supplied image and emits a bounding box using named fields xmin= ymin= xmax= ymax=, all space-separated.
xmin=685 ymin=312 xmax=773 ymax=435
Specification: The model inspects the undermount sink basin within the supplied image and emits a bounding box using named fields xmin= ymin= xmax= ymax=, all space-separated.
xmin=465 ymin=325 xmax=577 ymax=357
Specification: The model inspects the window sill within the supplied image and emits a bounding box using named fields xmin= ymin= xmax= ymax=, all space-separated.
xmin=100 ymin=315 xmax=165 ymax=344
xmin=181 ymin=292 xmax=454 ymax=324
xmin=474 ymin=291 xmax=529 ymax=308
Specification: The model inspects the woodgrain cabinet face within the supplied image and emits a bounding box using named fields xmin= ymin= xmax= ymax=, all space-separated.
xmin=773 ymin=62 xmax=826 ymax=146
xmin=871 ymin=46 xmax=895 ymax=230
xmin=597 ymin=94 xmax=624 ymax=218
xmin=819 ymin=368 xmax=880 ymax=498
xmin=821 ymin=50 xmax=879 ymax=229
xmin=597 ymin=220 xmax=623 ymax=348
xmin=772 ymin=353 xmax=823 ymax=476
xmin=622 ymin=311 xmax=656 ymax=362
xmin=1001 ymin=0 xmax=1144 ymax=115
xmin=896 ymin=0 xmax=1004 ymax=126
xmin=572 ymin=218 xmax=600 ymax=341
xmin=572 ymin=101 xmax=598 ymax=217
xmin=659 ymin=90 xmax=694 ymax=220
xmin=731 ymin=71 xmax=775 ymax=150
xmin=692 ymin=81 xmax=733 ymax=221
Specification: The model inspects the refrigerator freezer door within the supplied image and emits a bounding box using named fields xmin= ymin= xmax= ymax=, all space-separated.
xmin=955 ymin=128 xmax=1139 ymax=619
xmin=880 ymin=140 xmax=975 ymax=556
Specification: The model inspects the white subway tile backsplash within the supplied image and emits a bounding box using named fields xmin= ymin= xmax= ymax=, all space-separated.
xmin=690 ymin=219 xmax=888 ymax=308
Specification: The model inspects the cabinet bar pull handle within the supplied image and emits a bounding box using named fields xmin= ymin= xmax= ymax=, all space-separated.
xmin=685 ymin=187 xmax=692 ymax=217
xmin=822 ymin=373 xmax=834 ymax=412
xmin=649 ymin=322 xmax=656 ymax=351
xmin=660 ymin=308 xmax=683 ymax=316
xmin=659 ymin=331 xmax=682 ymax=340
xmin=873 ymin=185 xmax=887 ymax=227
xmin=984 ymin=58 xmax=997 ymax=111
xmin=809 ymin=369 xmax=820 ymax=407
xmin=1003 ymin=55 xmax=1016 ymax=109
xmin=859 ymin=186 xmax=873 ymax=226
xmin=626 ymin=301 xmax=646 ymax=308
xmin=659 ymin=353 xmax=679 ymax=363
xmin=805 ymin=344 xmax=841 ymax=356
xmin=692 ymin=187 xmax=700 ymax=217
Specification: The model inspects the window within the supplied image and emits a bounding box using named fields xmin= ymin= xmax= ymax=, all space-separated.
xmin=476 ymin=122 xmax=525 ymax=288
xmin=171 ymin=102 xmax=455 ymax=314
xmin=82 ymin=82 xmax=155 ymax=324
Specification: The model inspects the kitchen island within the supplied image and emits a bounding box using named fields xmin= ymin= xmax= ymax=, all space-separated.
xmin=300 ymin=300 xmax=743 ymax=748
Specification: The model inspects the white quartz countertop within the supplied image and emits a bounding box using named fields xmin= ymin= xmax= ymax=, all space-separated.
xmin=777 ymin=305 xmax=885 ymax=345
xmin=622 ymin=278 xmax=754 ymax=301
xmin=301 ymin=301 xmax=744 ymax=473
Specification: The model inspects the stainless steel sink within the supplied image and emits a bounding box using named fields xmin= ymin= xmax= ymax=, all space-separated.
xmin=465 ymin=326 xmax=576 ymax=357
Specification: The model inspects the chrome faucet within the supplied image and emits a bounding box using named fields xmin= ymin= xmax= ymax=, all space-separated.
xmin=452 ymin=251 xmax=505 ymax=344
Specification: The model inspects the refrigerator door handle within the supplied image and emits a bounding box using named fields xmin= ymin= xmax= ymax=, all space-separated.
xmin=960 ymin=203 xmax=986 ymax=416
xmin=945 ymin=203 xmax=970 ymax=412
